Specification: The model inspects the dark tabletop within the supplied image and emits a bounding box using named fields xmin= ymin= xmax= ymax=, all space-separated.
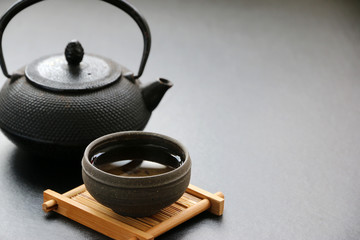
xmin=1 ymin=0 xmax=360 ymax=239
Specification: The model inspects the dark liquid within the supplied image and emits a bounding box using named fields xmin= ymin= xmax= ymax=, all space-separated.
xmin=91 ymin=144 xmax=182 ymax=177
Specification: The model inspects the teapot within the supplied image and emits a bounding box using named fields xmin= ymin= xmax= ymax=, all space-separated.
xmin=0 ymin=0 xmax=173 ymax=158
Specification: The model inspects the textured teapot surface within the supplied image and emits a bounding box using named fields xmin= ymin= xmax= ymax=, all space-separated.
xmin=0 ymin=65 xmax=151 ymax=156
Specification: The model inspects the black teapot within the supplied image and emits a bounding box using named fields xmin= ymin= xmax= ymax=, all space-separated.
xmin=0 ymin=0 xmax=173 ymax=158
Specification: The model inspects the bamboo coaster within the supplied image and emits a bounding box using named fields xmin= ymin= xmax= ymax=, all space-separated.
xmin=42 ymin=184 xmax=225 ymax=240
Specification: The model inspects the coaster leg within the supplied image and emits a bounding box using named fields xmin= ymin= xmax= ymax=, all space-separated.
xmin=215 ymin=192 xmax=225 ymax=199
xmin=43 ymin=185 xmax=86 ymax=213
xmin=43 ymin=199 xmax=57 ymax=212
xmin=186 ymin=185 xmax=225 ymax=216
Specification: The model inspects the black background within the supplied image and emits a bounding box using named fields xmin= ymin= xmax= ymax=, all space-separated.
xmin=1 ymin=0 xmax=360 ymax=239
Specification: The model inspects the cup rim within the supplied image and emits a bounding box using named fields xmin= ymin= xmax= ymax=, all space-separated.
xmin=82 ymin=131 xmax=191 ymax=186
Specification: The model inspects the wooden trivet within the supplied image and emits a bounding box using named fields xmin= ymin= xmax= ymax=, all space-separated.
xmin=42 ymin=184 xmax=224 ymax=240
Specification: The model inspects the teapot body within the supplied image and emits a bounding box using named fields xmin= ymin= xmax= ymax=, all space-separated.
xmin=0 ymin=66 xmax=151 ymax=158
xmin=0 ymin=0 xmax=173 ymax=158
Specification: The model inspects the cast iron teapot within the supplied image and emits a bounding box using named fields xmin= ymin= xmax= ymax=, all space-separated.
xmin=0 ymin=0 xmax=173 ymax=157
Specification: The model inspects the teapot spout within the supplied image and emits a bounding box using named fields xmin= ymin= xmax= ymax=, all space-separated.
xmin=141 ymin=78 xmax=173 ymax=112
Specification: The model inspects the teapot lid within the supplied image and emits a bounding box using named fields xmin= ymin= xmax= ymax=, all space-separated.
xmin=25 ymin=41 xmax=122 ymax=92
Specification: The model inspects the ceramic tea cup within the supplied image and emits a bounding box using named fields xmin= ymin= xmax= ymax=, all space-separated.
xmin=82 ymin=131 xmax=191 ymax=217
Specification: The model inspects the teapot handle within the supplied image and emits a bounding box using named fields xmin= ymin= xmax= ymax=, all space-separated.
xmin=0 ymin=0 xmax=151 ymax=79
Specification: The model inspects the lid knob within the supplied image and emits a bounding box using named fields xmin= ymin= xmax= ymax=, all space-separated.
xmin=65 ymin=40 xmax=84 ymax=66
